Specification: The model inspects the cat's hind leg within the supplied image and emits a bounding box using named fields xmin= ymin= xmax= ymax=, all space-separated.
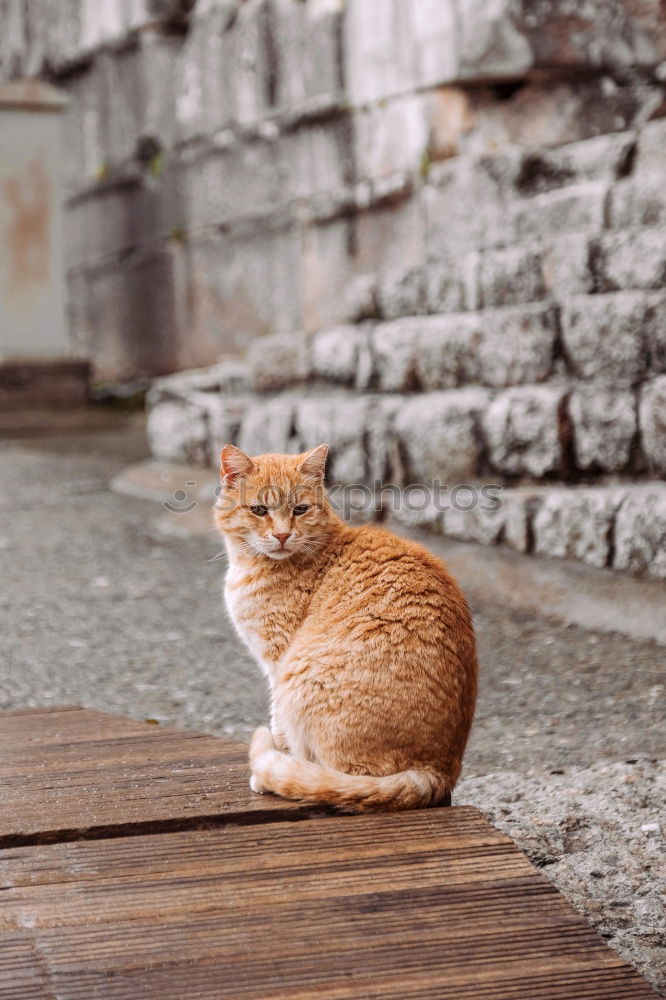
xmin=269 ymin=704 xmax=289 ymax=752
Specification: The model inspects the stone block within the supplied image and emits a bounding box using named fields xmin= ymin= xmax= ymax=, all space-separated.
xmin=59 ymin=30 xmax=180 ymax=183
xmin=482 ymin=385 xmax=566 ymax=477
xmin=281 ymin=119 xmax=354 ymax=204
xmin=388 ymin=493 xmax=443 ymax=530
xmin=509 ymin=181 xmax=608 ymax=244
xmin=632 ymin=114 xmax=666 ymax=174
xmin=57 ymin=46 xmax=134 ymax=175
xmin=222 ymin=0 xmax=275 ymax=128
xmin=415 ymin=305 xmax=556 ymax=390
xmin=146 ymin=400 xmax=210 ymax=465
xmin=415 ymin=314 xmax=480 ymax=391
xmin=189 ymin=391 xmax=250 ymax=463
xmin=371 ymin=320 xmax=420 ymax=392
xmin=300 ymin=215 xmax=361 ymax=334
xmin=442 ymin=498 xmax=505 ymax=547
xmin=340 ymin=275 xmax=379 ymax=323
xmin=513 ymin=132 xmax=636 ymax=195
xmin=440 ymin=484 xmax=544 ymax=553
xmin=477 ymin=246 xmax=546 ymax=308
xmin=138 ymin=32 xmax=181 ymax=153
xmin=569 ymin=387 xmax=636 ymax=473
xmin=502 ymin=488 xmax=544 ymax=553
xmin=238 ymin=395 xmax=298 ymax=456
xmin=354 ymin=86 xmax=472 ymax=183
xmin=179 ymin=0 xmax=317 ymax=135
xmin=367 ymin=395 xmax=400 ymax=482
xmin=345 ymin=0 xmax=662 ymax=106
xmin=294 ymin=393 xmax=372 ymax=483
xmin=645 ymin=294 xmax=666 ymax=374
xmin=456 ymin=0 xmax=532 ymax=80
xmin=614 ymin=487 xmax=666 ymax=579
xmin=66 ymin=160 xmax=184 ymax=268
xmin=394 ymin=388 xmax=489 ymax=483
xmin=521 ymin=1 xmax=664 ymax=72
xmin=184 ymin=140 xmax=284 ymax=230
xmin=306 ymin=198 xmax=427 ymax=332
xmin=541 ymin=234 xmax=593 ymax=298
xmin=187 ymin=224 xmax=305 ymax=355
xmin=270 ymin=0 xmax=344 ymax=112
xmin=591 ymin=230 xmax=666 ymax=292
xmin=353 ymin=92 xmax=431 ymax=182
xmin=174 ymin=0 xmax=237 ymax=140
xmin=68 ymin=244 xmax=190 ymax=381
xmin=425 ymin=260 xmax=467 ymax=314
xmin=639 ymin=376 xmax=666 ymax=475
xmin=310 ymin=326 xmax=368 ymax=385
xmin=148 ymin=361 xmax=250 ymax=406
xmin=560 ymin=292 xmax=649 ymax=384
xmin=96 ymin=47 xmax=152 ymax=167
xmin=463 ymin=78 xmax=658 ymax=153
xmin=533 ymin=489 xmax=622 ymax=570
xmin=79 ymin=0 xmax=154 ymax=51
xmin=476 ymin=305 xmax=557 ymax=388
xmin=344 ymin=0 xmax=459 ymax=106
xmin=425 ymin=151 xmax=522 ymax=252
xmin=0 ymin=0 xmax=29 ymax=81
xmin=248 ymin=332 xmax=309 ymax=392
xmin=608 ymin=174 xmax=666 ymax=230
xmin=376 ymin=267 xmax=427 ymax=321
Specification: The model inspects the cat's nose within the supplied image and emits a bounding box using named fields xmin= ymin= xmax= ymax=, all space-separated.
xmin=272 ymin=532 xmax=291 ymax=549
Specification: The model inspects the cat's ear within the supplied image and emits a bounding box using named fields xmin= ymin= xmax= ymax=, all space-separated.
xmin=220 ymin=444 xmax=254 ymax=484
xmin=300 ymin=444 xmax=329 ymax=480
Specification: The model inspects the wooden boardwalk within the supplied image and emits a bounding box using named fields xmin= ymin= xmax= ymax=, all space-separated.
xmin=0 ymin=707 xmax=657 ymax=999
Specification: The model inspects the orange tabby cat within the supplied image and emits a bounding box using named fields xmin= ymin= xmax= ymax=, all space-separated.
xmin=216 ymin=443 xmax=477 ymax=812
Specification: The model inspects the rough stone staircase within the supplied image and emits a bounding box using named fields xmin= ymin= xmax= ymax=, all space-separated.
xmin=146 ymin=120 xmax=666 ymax=580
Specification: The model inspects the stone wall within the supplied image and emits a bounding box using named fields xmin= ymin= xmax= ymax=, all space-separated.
xmin=2 ymin=0 xmax=666 ymax=379
xmin=143 ymin=104 xmax=666 ymax=579
xmin=3 ymin=0 xmax=665 ymax=577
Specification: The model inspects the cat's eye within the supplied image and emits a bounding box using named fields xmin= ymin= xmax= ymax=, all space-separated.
xmin=250 ymin=505 xmax=269 ymax=517
xmin=293 ymin=504 xmax=310 ymax=516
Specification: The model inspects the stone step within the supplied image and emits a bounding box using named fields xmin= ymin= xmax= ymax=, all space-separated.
xmin=145 ymin=364 xmax=666 ymax=579
xmin=146 ymin=366 xmax=666 ymax=484
xmin=390 ymin=483 xmax=666 ymax=581
xmin=244 ymin=291 xmax=666 ymax=397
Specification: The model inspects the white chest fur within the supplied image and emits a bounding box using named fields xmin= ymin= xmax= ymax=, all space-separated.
xmin=224 ymin=565 xmax=275 ymax=679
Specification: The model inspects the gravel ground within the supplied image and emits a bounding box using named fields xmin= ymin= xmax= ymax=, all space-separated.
xmin=1 ymin=410 xmax=664 ymax=993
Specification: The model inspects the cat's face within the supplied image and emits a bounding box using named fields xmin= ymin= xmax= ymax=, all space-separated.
xmin=216 ymin=444 xmax=331 ymax=561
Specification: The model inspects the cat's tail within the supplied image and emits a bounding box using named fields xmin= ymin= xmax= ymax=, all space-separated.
xmin=249 ymin=727 xmax=450 ymax=812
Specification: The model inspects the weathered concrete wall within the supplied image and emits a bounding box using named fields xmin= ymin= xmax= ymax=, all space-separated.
xmin=1 ymin=0 xmax=665 ymax=380
xmin=0 ymin=80 xmax=69 ymax=360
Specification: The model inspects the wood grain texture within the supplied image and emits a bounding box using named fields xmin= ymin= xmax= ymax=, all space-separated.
xmin=0 ymin=809 xmax=656 ymax=999
xmin=0 ymin=707 xmax=324 ymax=846
xmin=0 ymin=708 xmax=656 ymax=999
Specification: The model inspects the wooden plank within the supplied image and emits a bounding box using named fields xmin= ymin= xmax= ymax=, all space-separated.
xmin=0 ymin=707 xmax=325 ymax=846
xmin=0 ymin=808 xmax=656 ymax=999
xmin=0 ymin=706 xmax=81 ymax=717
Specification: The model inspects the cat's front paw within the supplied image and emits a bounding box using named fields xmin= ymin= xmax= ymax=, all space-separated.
xmin=250 ymin=773 xmax=265 ymax=794
xmin=271 ymin=729 xmax=289 ymax=752
xmin=250 ymin=725 xmax=275 ymax=766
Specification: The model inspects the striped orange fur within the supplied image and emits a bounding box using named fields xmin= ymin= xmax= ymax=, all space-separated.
xmin=216 ymin=444 xmax=478 ymax=812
